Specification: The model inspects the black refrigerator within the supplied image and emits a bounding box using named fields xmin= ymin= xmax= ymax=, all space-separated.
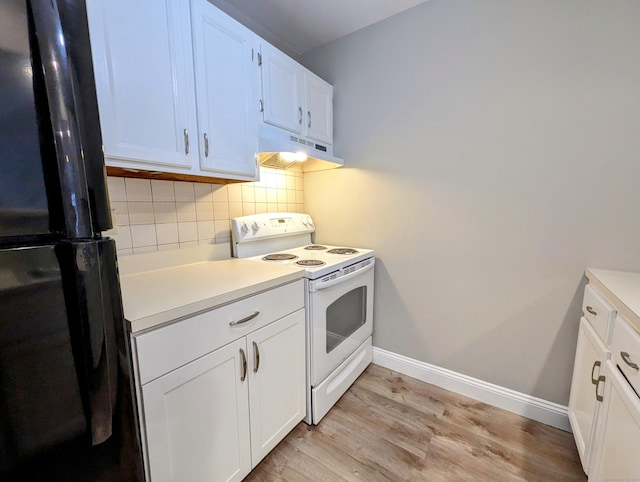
xmin=0 ymin=0 xmax=145 ymax=480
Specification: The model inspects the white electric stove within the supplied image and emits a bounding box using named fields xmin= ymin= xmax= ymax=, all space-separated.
xmin=231 ymin=213 xmax=374 ymax=424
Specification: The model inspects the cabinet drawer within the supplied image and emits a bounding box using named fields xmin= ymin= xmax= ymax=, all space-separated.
xmin=134 ymin=280 xmax=304 ymax=385
xmin=583 ymin=285 xmax=616 ymax=343
xmin=611 ymin=315 xmax=640 ymax=395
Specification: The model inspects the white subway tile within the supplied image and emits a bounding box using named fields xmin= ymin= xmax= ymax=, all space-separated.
xmin=107 ymin=177 xmax=127 ymax=202
xmin=174 ymin=181 xmax=195 ymax=202
xmin=242 ymin=185 xmax=255 ymax=203
xmin=125 ymin=178 xmax=152 ymax=202
xmin=194 ymin=183 xmax=213 ymax=202
xmin=228 ymin=202 xmax=243 ymax=218
xmin=227 ymin=183 xmax=242 ymax=202
xmin=178 ymin=222 xmax=198 ymax=242
xmin=130 ymin=224 xmax=157 ymax=247
xmin=151 ymin=180 xmax=175 ymax=201
xmin=213 ymin=202 xmax=229 ymax=220
xmin=255 ymin=203 xmax=267 ymax=214
xmin=197 ymin=220 xmax=215 ymax=240
xmin=133 ymin=245 xmax=158 ymax=254
xmin=242 ymin=203 xmax=256 ymax=215
xmin=211 ymin=185 xmax=227 ymax=202
xmin=155 ymin=223 xmax=179 ymax=245
xmin=266 ymin=188 xmax=277 ymax=203
xmin=176 ymin=202 xmax=197 ymax=222
xmin=128 ymin=202 xmax=155 ymax=225
xmin=195 ymin=202 xmax=214 ymax=221
xmin=277 ymin=189 xmax=287 ymax=203
xmin=153 ymin=202 xmax=177 ymax=223
xmin=111 ymin=225 xmax=132 ymax=250
xmin=254 ymin=187 xmax=266 ymax=203
xmin=158 ymin=243 xmax=180 ymax=251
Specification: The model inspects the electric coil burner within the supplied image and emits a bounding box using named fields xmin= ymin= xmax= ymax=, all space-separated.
xmin=327 ymin=248 xmax=359 ymax=255
xmin=296 ymin=259 xmax=325 ymax=267
xmin=231 ymin=213 xmax=375 ymax=425
xmin=262 ymin=253 xmax=298 ymax=261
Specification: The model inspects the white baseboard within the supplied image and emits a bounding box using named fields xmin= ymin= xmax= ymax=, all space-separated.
xmin=372 ymin=347 xmax=571 ymax=432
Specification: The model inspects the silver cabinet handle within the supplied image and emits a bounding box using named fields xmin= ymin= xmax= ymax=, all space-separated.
xmin=253 ymin=341 xmax=260 ymax=373
xmin=586 ymin=306 xmax=597 ymax=316
xmin=298 ymin=106 xmax=303 ymax=125
xmin=595 ymin=375 xmax=606 ymax=402
xmin=229 ymin=311 xmax=260 ymax=326
xmin=204 ymin=133 xmax=209 ymax=158
xmin=239 ymin=348 xmax=247 ymax=381
xmin=259 ymin=99 xmax=264 ymax=112
xmin=183 ymin=129 xmax=189 ymax=155
xmin=591 ymin=360 xmax=601 ymax=385
xmin=307 ymin=110 xmax=311 ymax=129
xmin=621 ymin=351 xmax=639 ymax=370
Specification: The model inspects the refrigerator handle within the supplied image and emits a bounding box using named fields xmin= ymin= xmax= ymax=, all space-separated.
xmin=30 ymin=0 xmax=94 ymax=239
xmin=57 ymin=240 xmax=119 ymax=446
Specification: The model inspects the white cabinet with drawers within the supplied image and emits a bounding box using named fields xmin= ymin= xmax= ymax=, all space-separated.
xmin=132 ymin=280 xmax=306 ymax=482
xmin=569 ymin=269 xmax=640 ymax=480
xmin=568 ymin=282 xmax=615 ymax=474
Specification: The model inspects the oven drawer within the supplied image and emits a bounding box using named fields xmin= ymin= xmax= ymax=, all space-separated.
xmin=611 ymin=315 xmax=640 ymax=395
xmin=134 ymin=280 xmax=304 ymax=385
xmin=583 ymin=285 xmax=616 ymax=343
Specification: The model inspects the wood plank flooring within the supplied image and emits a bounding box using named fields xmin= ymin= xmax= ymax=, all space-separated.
xmin=246 ymin=364 xmax=586 ymax=481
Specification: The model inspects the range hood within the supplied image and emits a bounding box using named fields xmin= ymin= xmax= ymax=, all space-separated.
xmin=258 ymin=123 xmax=344 ymax=172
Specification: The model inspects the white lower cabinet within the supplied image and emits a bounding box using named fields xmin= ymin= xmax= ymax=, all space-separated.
xmin=567 ymin=318 xmax=610 ymax=473
xmin=589 ymin=360 xmax=640 ymax=481
xmin=133 ymin=281 xmax=305 ymax=481
xmin=143 ymin=338 xmax=251 ymax=482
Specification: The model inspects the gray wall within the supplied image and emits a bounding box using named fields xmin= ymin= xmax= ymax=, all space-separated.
xmin=301 ymin=0 xmax=640 ymax=404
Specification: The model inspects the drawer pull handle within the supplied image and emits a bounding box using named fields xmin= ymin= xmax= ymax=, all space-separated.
xmin=229 ymin=311 xmax=260 ymax=326
xmin=621 ymin=351 xmax=639 ymax=370
xmin=240 ymin=348 xmax=247 ymax=382
xmin=586 ymin=306 xmax=597 ymax=316
xmin=253 ymin=341 xmax=260 ymax=373
xmin=591 ymin=360 xmax=601 ymax=385
xmin=595 ymin=375 xmax=606 ymax=402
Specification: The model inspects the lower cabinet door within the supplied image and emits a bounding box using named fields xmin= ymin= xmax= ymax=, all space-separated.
xmin=567 ymin=317 xmax=609 ymax=474
xmin=590 ymin=360 xmax=640 ymax=482
xmin=141 ymin=338 xmax=251 ymax=482
xmin=247 ymin=309 xmax=306 ymax=467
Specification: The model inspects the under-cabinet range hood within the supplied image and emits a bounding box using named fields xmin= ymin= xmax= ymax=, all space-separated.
xmin=258 ymin=123 xmax=344 ymax=172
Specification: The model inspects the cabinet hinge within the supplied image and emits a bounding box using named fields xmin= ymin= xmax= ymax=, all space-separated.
xmin=257 ymin=52 xmax=262 ymax=66
xmin=252 ymin=48 xmax=254 ymax=62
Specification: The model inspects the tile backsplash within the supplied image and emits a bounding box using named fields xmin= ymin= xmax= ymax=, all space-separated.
xmin=107 ymin=167 xmax=305 ymax=256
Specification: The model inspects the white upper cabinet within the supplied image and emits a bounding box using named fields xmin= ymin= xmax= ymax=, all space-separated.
xmin=304 ymin=71 xmax=333 ymax=144
xmin=87 ymin=0 xmax=260 ymax=181
xmin=260 ymin=44 xmax=305 ymax=134
xmin=86 ymin=0 xmax=198 ymax=171
xmin=190 ymin=0 xmax=259 ymax=180
xmin=260 ymin=43 xmax=334 ymax=145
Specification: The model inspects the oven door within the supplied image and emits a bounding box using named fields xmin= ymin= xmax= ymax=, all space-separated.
xmin=307 ymin=259 xmax=374 ymax=386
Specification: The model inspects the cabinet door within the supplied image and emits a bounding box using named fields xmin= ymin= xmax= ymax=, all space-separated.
xmin=304 ymin=71 xmax=333 ymax=144
xmin=261 ymin=44 xmax=304 ymax=134
xmin=567 ymin=317 xmax=609 ymax=474
xmin=590 ymin=360 xmax=640 ymax=481
xmin=86 ymin=0 xmax=198 ymax=170
xmin=191 ymin=0 xmax=259 ymax=180
xmin=247 ymin=309 xmax=306 ymax=467
xmin=141 ymin=339 xmax=251 ymax=482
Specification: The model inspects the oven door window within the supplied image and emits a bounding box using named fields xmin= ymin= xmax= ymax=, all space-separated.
xmin=326 ymin=286 xmax=367 ymax=353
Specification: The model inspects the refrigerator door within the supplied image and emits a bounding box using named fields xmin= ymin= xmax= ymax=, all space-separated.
xmin=0 ymin=0 xmax=112 ymax=242
xmin=0 ymin=239 xmax=144 ymax=481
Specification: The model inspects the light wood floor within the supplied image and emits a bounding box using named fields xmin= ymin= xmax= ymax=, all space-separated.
xmin=246 ymin=364 xmax=586 ymax=481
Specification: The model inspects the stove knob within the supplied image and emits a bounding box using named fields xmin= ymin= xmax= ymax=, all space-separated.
xmin=251 ymin=221 xmax=260 ymax=232
xmin=240 ymin=222 xmax=249 ymax=235
xmin=306 ymin=216 xmax=314 ymax=227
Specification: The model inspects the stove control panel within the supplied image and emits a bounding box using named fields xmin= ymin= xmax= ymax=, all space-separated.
xmin=231 ymin=212 xmax=315 ymax=242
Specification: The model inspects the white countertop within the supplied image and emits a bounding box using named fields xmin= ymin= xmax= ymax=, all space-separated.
xmin=586 ymin=268 xmax=640 ymax=333
xmin=118 ymin=246 xmax=304 ymax=333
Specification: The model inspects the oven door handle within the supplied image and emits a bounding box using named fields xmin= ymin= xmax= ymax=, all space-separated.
xmin=310 ymin=262 xmax=375 ymax=292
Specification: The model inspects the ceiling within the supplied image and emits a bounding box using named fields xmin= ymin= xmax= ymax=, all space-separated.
xmin=207 ymin=0 xmax=429 ymax=57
